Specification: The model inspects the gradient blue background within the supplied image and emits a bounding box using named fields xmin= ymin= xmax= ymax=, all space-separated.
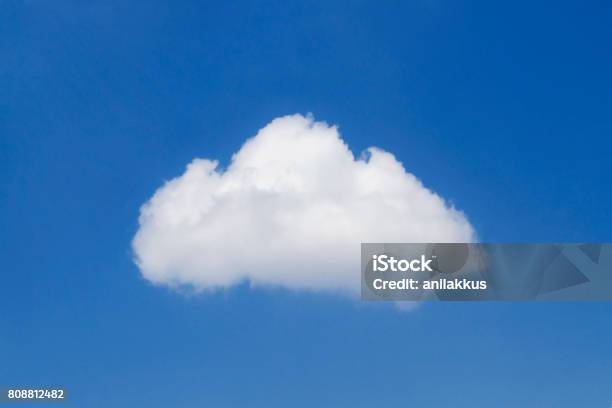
xmin=1 ymin=1 xmax=611 ymax=407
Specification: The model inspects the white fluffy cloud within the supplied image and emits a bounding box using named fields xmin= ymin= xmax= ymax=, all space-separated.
xmin=132 ymin=114 xmax=475 ymax=293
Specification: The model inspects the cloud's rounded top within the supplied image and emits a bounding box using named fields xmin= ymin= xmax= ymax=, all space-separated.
xmin=133 ymin=114 xmax=475 ymax=293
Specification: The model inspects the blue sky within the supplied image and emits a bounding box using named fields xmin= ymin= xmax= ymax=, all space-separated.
xmin=1 ymin=1 xmax=611 ymax=407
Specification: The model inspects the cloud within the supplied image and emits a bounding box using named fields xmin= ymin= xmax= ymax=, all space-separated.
xmin=132 ymin=114 xmax=475 ymax=294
